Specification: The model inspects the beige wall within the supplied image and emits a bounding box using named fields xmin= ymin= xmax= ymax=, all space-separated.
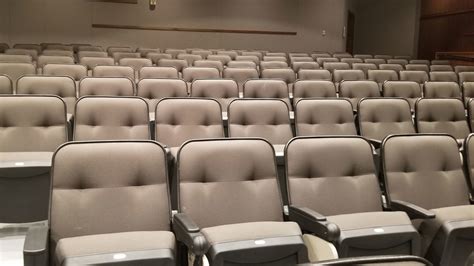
xmin=348 ymin=0 xmax=420 ymax=57
xmin=0 ymin=0 xmax=349 ymax=53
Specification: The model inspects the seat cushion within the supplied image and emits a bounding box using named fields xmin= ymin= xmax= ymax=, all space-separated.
xmin=201 ymin=221 xmax=301 ymax=246
xmin=419 ymin=205 xmax=474 ymax=254
xmin=327 ymin=211 xmax=412 ymax=231
xmin=55 ymin=231 xmax=175 ymax=265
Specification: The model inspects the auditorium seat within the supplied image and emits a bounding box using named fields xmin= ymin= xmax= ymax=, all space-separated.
xmin=77 ymin=45 xmax=103 ymax=52
xmin=112 ymin=52 xmax=140 ymax=63
xmin=0 ymin=74 xmax=12 ymax=94
xmin=236 ymin=55 xmax=260 ymax=65
xmin=0 ymin=63 xmax=36 ymax=91
xmin=381 ymin=134 xmax=474 ymax=266
xmin=455 ymin=65 xmax=474 ymax=74
xmin=79 ymin=56 xmax=114 ymax=71
xmin=37 ymin=55 xmax=74 ymax=72
xmin=264 ymin=56 xmax=288 ymax=62
xmin=415 ymin=98 xmax=469 ymax=142
xmin=177 ymin=53 xmax=202 ymax=66
xmin=298 ymin=69 xmax=332 ymax=81
xmin=374 ymin=55 xmax=392 ymax=60
xmin=267 ymin=52 xmax=287 ymax=57
xmin=0 ymin=54 xmax=33 ymax=64
xmin=316 ymin=57 xmax=339 ymax=66
xmin=78 ymin=77 xmax=134 ymax=97
xmin=74 ymin=96 xmax=150 ymax=140
xmin=182 ymin=67 xmax=220 ymax=86
xmin=118 ymin=58 xmax=153 ymax=72
xmin=22 ymin=140 xmax=175 ymax=266
xmin=41 ymin=50 xmax=73 ymax=58
xmin=261 ymin=68 xmax=296 ymax=93
xmin=139 ymin=66 xmax=179 ymax=79
xmin=468 ymin=100 xmax=474 ymax=130
xmin=382 ymin=81 xmax=422 ymax=111
xmin=193 ymin=60 xmax=224 ymax=72
xmin=227 ymin=60 xmax=257 ymax=69
xmin=463 ymin=82 xmax=474 ymax=106
xmin=357 ymin=98 xmax=415 ymax=144
xmin=191 ymin=49 xmax=212 ymax=59
xmin=223 ymin=67 xmax=259 ymax=92
xmin=157 ymin=59 xmax=188 ymax=73
xmin=146 ymin=52 xmax=172 ymax=65
xmin=0 ymin=43 xmax=9 ymax=53
xmin=290 ymin=57 xmax=314 ymax=63
xmin=340 ymin=57 xmax=363 ymax=67
xmin=460 ymin=72 xmax=474 ymax=83
xmin=387 ymin=59 xmax=408 ymax=67
xmin=45 ymin=44 xmax=73 ymax=51
xmin=286 ymin=136 xmax=419 ymax=258
xmin=324 ymin=62 xmax=350 ymax=73
xmin=431 ymin=60 xmax=450 ymax=65
xmin=352 ymin=63 xmax=377 ymax=78
xmin=92 ymin=65 xmax=134 ymax=81
xmin=137 ymin=78 xmax=188 ymax=113
xmin=13 ymin=44 xmax=41 ymax=53
xmin=290 ymin=52 xmax=310 ymax=57
xmin=293 ymin=80 xmax=337 ymax=103
xmin=364 ymin=58 xmax=386 ymax=67
xmin=40 ymin=66 xmax=84 ymax=86
xmin=164 ymin=48 xmax=187 ymax=58
xmin=207 ymin=54 xmax=232 ymax=65
xmin=409 ymin=59 xmax=430 ymax=65
xmin=332 ymin=53 xmax=352 ymax=60
xmin=0 ymin=95 xmax=67 ymax=222
xmin=339 ymin=80 xmax=381 ymax=111
xmin=191 ymin=79 xmax=238 ymax=111
xmin=429 ymin=71 xmax=458 ymax=82
xmin=317 ymin=255 xmax=431 ymax=265
xmin=333 ymin=69 xmax=365 ymax=90
xmin=353 ymin=54 xmax=373 ymax=60
xmin=5 ymin=48 xmax=38 ymax=61
xmin=173 ymin=138 xmax=307 ymax=265
xmin=430 ymin=65 xmax=453 ymax=72
xmin=136 ymin=47 xmax=160 ymax=57
xmin=406 ymin=64 xmax=429 ymax=72
xmin=242 ymin=51 xmax=263 ymax=60
xmin=243 ymin=79 xmax=291 ymax=110
xmin=400 ymin=71 xmax=429 ymax=90
xmin=261 ymin=61 xmax=289 ymax=70
xmin=217 ymin=50 xmax=238 ymax=60
xmin=106 ymin=46 xmax=132 ymax=56
xmin=295 ymin=99 xmax=356 ymax=136
xmin=379 ymin=63 xmax=404 ymax=73
xmin=291 ymin=61 xmax=319 ymax=72
xmin=423 ymin=81 xmax=461 ymax=99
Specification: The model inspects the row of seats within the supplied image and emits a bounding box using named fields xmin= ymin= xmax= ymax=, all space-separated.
xmin=14 ymin=134 xmax=474 ymax=265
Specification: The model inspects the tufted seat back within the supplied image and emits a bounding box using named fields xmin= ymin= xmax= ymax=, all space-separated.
xmin=382 ymin=81 xmax=421 ymax=110
xmin=92 ymin=65 xmax=135 ymax=80
xmin=293 ymin=80 xmax=336 ymax=103
xmin=261 ymin=68 xmax=296 ymax=84
xmin=79 ymin=77 xmax=134 ymax=97
xmin=223 ymin=67 xmax=259 ymax=91
xmin=137 ymin=78 xmax=188 ymax=111
xmin=190 ymin=79 xmax=238 ymax=110
xmin=0 ymin=63 xmax=36 ymax=91
xmin=339 ymin=80 xmax=380 ymax=111
xmin=424 ymin=81 xmax=461 ymax=99
xmin=0 ymin=75 xmax=12 ymax=94
xmin=182 ymin=67 xmax=220 ymax=83
xmin=243 ymin=79 xmax=291 ymax=110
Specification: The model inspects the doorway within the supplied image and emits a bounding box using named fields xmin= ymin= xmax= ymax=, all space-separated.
xmin=346 ymin=11 xmax=355 ymax=54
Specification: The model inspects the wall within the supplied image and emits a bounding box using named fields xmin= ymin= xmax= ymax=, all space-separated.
xmin=418 ymin=0 xmax=474 ymax=59
xmin=0 ymin=0 xmax=349 ymax=53
xmin=348 ymin=0 xmax=420 ymax=57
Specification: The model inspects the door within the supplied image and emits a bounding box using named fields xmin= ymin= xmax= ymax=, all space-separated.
xmin=346 ymin=11 xmax=355 ymax=54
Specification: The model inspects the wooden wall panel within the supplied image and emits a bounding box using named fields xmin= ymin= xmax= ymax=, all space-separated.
xmin=418 ymin=0 xmax=474 ymax=59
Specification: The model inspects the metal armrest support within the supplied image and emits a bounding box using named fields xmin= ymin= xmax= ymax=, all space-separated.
xmin=173 ymin=213 xmax=209 ymax=256
xmin=367 ymin=138 xmax=382 ymax=149
xmin=289 ymin=206 xmax=340 ymax=242
xmin=390 ymin=200 xmax=436 ymax=220
xmin=23 ymin=225 xmax=49 ymax=266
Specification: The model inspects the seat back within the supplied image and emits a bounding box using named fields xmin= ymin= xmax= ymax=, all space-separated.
xmin=424 ymin=81 xmax=461 ymax=99
xmin=400 ymin=71 xmax=429 ymax=84
xmin=316 ymin=57 xmax=338 ymax=65
xmin=6 ymin=48 xmax=38 ymax=61
xmin=261 ymin=68 xmax=296 ymax=84
xmin=460 ymin=72 xmax=474 ymax=84
xmin=0 ymin=75 xmax=12 ymax=94
xmin=291 ymin=62 xmax=319 ymax=72
xmin=176 ymin=138 xmax=283 ymax=228
xmin=228 ymin=99 xmax=293 ymax=145
xmin=429 ymin=71 xmax=458 ymax=82
xmin=177 ymin=53 xmax=202 ymax=66
xmin=79 ymin=57 xmax=114 ymax=70
xmin=207 ymin=55 xmax=232 ymax=65
xmin=0 ymin=95 xmax=67 ymax=152
xmin=285 ymin=136 xmax=382 ymax=216
xmin=190 ymin=79 xmax=238 ymax=110
xmin=409 ymin=59 xmax=430 ymax=65
xmin=182 ymin=67 xmax=220 ymax=83
xmin=193 ymin=60 xmax=224 ymax=72
xmin=352 ymin=63 xmax=377 ymax=78
xmin=77 ymin=45 xmax=103 ymax=52
xmin=243 ymin=79 xmax=291 ymax=109
xmin=78 ymin=77 xmax=134 ymax=97
xmin=227 ymin=60 xmax=257 ymax=69
xmin=293 ymin=80 xmax=337 ymax=103
xmin=119 ymin=58 xmax=153 ymax=72
xmin=358 ymin=98 xmax=415 ymax=141
xmin=136 ymin=48 xmax=160 ymax=57
xmin=112 ymin=52 xmax=140 ymax=63
xmin=146 ymin=53 xmax=172 ymax=65
xmin=164 ymin=49 xmax=187 ymax=58
xmin=339 ymin=80 xmax=380 ymax=110
xmin=323 ymin=62 xmax=350 ymax=73
xmin=77 ymin=51 xmax=108 ymax=59
xmin=430 ymin=65 xmax=453 ymax=72
xmin=387 ymin=59 xmax=408 ymax=67
xmin=43 ymin=64 xmax=87 ymax=82
xmin=13 ymin=44 xmax=41 ymax=53
xmin=333 ymin=69 xmax=365 ymax=83
xmin=406 ymin=64 xmax=429 ymax=72
xmin=137 ymin=78 xmax=188 ymax=111
xmin=0 ymin=54 xmax=33 ymax=64
xmin=139 ymin=66 xmax=179 ymax=79
xmin=157 ymin=59 xmax=188 ymax=72
xmin=0 ymin=63 xmax=36 ymax=91
xmin=17 ymin=76 xmax=77 ymax=114
xmin=298 ymin=69 xmax=331 ymax=81
xmin=50 ymin=141 xmax=171 ymax=253
xmin=379 ymin=64 xmax=404 ymax=73
xmin=92 ymin=65 xmax=134 ymax=80
xmin=364 ymin=58 xmax=386 ymax=66
xmin=42 ymin=50 xmax=74 ymax=57
xmin=340 ymin=58 xmax=363 ymax=67
xmin=264 ymin=56 xmax=288 ymax=63
xmin=415 ymin=98 xmax=470 ymax=139
xmin=455 ymin=65 xmax=474 ymax=74
xmin=382 ymin=81 xmax=422 ymax=110
xmin=375 ymin=55 xmax=392 ymax=60
xmin=155 ymin=98 xmax=224 ymax=147
xmin=368 ymin=70 xmax=399 ymax=87
xmin=236 ymin=55 xmax=259 ymax=64
xmin=381 ymin=134 xmax=470 ymax=209
xmin=353 ymin=54 xmax=373 ymax=60
xmin=217 ymin=50 xmax=238 ymax=60
xmin=223 ymin=68 xmax=259 ymax=91
xmin=431 ymin=60 xmax=450 ymax=65
xmin=74 ymin=96 xmax=150 ymax=140
xmin=295 ymin=99 xmax=356 ymax=136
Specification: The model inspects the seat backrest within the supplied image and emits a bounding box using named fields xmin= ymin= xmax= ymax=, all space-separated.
xmin=455 ymin=65 xmax=474 ymax=74
xmin=298 ymin=69 xmax=331 ymax=80
xmin=74 ymin=96 xmax=150 ymax=140
xmin=394 ymin=55 xmax=412 ymax=60
xmin=164 ymin=49 xmax=187 ymax=58
xmin=227 ymin=60 xmax=257 ymax=69
xmin=190 ymin=79 xmax=238 ymax=110
xmin=191 ymin=50 xmax=212 ymax=59
xmin=382 ymin=81 xmax=421 ymax=110
xmin=364 ymin=58 xmax=386 ymax=66
xmin=37 ymin=55 xmax=74 ymax=68
xmin=352 ymin=63 xmax=377 ymax=78
xmin=17 ymin=75 xmax=77 ymax=113
xmin=155 ymin=98 xmax=224 ymax=147
xmin=316 ymin=57 xmax=339 ymax=65
xmin=399 ymin=71 xmax=429 ymax=84
xmin=431 ymin=60 xmax=450 ymax=65
xmin=112 ymin=52 xmax=140 ymax=63
xmin=290 ymin=57 xmax=314 ymax=63
xmin=0 ymin=43 xmax=9 ymax=53
xmin=177 ymin=138 xmax=283 ymax=228
xmin=236 ymin=55 xmax=260 ymax=64
xmin=13 ymin=44 xmax=41 ymax=53
xmin=387 ymin=59 xmax=408 ymax=66
xmin=139 ymin=66 xmax=179 ymax=79
xmin=381 ymin=134 xmax=470 ymax=210
xmin=405 ymin=64 xmax=429 ymax=72
xmin=207 ymin=55 xmax=231 ymax=65
xmin=340 ymin=58 xmax=363 ymax=67
xmin=424 ymin=81 xmax=461 ymax=99
xmin=217 ymin=50 xmax=238 ymax=60
xmin=157 ymin=59 xmax=188 ymax=72
xmin=293 ymin=80 xmax=337 ymax=103
xmin=0 ymin=63 xmax=36 ymax=90
xmin=291 ymin=62 xmax=319 ymax=72
xmin=242 ymin=51 xmax=263 ymax=60
xmin=464 ymin=82 xmax=474 ymax=106
xmin=0 ymin=75 xmax=13 ymax=94
xmin=136 ymin=48 xmax=160 ymax=57
xmin=6 ymin=48 xmax=38 ymax=60
xmin=146 ymin=53 xmax=172 ymax=65
xmin=261 ymin=61 xmax=289 ymax=70
xmin=228 ymin=99 xmax=293 ymax=145
xmin=261 ymin=68 xmax=296 ymax=84
xmin=339 ymin=80 xmax=381 ymax=110
xmin=323 ymin=62 xmax=350 ymax=73
xmin=78 ymin=46 xmax=104 ymax=52
xmin=429 ymin=71 xmax=458 ymax=82
xmin=374 ymin=55 xmax=392 ymax=60
xmin=243 ymin=79 xmax=291 ymax=109
xmin=50 ymin=141 xmax=171 ymax=253
xmin=267 ymin=52 xmax=287 ymax=58
xmin=295 ymin=98 xmax=356 ymax=136
xmin=137 ymin=78 xmax=188 ymax=111
xmin=119 ymin=58 xmax=153 ymax=71
xmin=0 ymin=95 xmax=67 ymax=152
xmin=43 ymin=64 xmax=87 ymax=82
xmin=177 ymin=53 xmax=202 ymax=66
xmin=264 ymin=56 xmax=288 ymax=63
xmin=193 ymin=60 xmax=224 ymax=72
xmin=353 ymin=54 xmax=373 ymax=60
xmin=415 ymin=98 xmax=470 ymax=139
xmin=0 ymin=54 xmax=33 ymax=64
xmin=333 ymin=69 xmax=365 ymax=83
xmin=92 ymin=65 xmax=135 ymax=80
xmin=409 ymin=59 xmax=430 ymax=65
xmin=223 ymin=67 xmax=259 ymax=91
xmin=46 ymin=44 xmax=73 ymax=51
xmin=358 ymin=98 xmax=415 ymax=141
xmin=286 ymin=136 xmax=382 ymax=216
xmin=430 ymin=65 xmax=453 ymax=72
xmin=182 ymin=67 xmax=220 ymax=83
xmin=79 ymin=57 xmax=114 ymax=70
xmin=460 ymin=72 xmax=474 ymax=84
xmin=42 ymin=50 xmax=74 ymax=57
xmin=379 ymin=64 xmax=404 ymax=73
xmin=78 ymin=77 xmax=134 ymax=97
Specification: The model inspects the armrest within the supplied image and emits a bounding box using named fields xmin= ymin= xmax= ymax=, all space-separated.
xmin=390 ymin=199 xmax=435 ymax=219
xmin=288 ymin=206 xmax=340 ymax=242
xmin=173 ymin=213 xmax=209 ymax=256
xmin=23 ymin=225 xmax=49 ymax=266
xmin=367 ymin=138 xmax=382 ymax=149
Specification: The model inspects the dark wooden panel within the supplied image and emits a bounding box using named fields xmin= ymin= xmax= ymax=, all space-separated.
xmin=92 ymin=23 xmax=297 ymax=36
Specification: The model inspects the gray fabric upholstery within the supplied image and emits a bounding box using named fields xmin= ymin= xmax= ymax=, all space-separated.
xmin=323 ymin=62 xmax=350 ymax=73
xmin=469 ymin=99 xmax=474 ymax=130
xmin=77 ymin=51 xmax=108 ymax=59
xmin=223 ymin=68 xmax=259 ymax=91
xmin=379 ymin=64 xmax=404 ymax=73
xmin=410 ymin=60 xmax=430 ymax=65
xmin=6 ymin=48 xmax=38 ymax=60
xmin=353 ymin=54 xmax=373 ymax=60
xmin=365 ymin=58 xmax=386 ymax=67
xmin=79 ymin=77 xmax=134 ymax=97
xmin=358 ymin=98 xmax=415 ymax=141
xmin=164 ymin=49 xmax=187 ymax=58
xmin=295 ymin=99 xmax=356 ymax=136
xmin=0 ymin=74 xmax=12 ymax=94
xmin=286 ymin=137 xmax=382 ymax=215
xmin=264 ymin=56 xmax=288 ymax=63
xmin=0 ymin=63 xmax=36 ymax=90
xmin=316 ymin=57 xmax=339 ymax=66
xmin=177 ymin=138 xmax=283 ymax=228
xmin=137 ymin=78 xmax=188 ymax=111
xmin=429 ymin=71 xmax=458 ymax=82
xmin=430 ymin=65 xmax=453 ymax=72
xmin=119 ymin=58 xmax=153 ymax=71
xmin=333 ymin=69 xmax=365 ymax=83
xmin=293 ymin=80 xmax=337 ymax=103
xmin=193 ymin=60 xmax=224 ymax=72
xmin=139 ymin=66 xmax=179 ymax=79
xmin=455 ymin=65 xmax=474 ymax=74
xmin=177 ymin=54 xmax=202 ymax=66
xmin=460 ymin=73 xmax=474 ymax=84
xmin=146 ymin=53 xmax=172 ymax=65
xmin=79 ymin=57 xmax=114 ymax=70
xmin=157 ymin=59 xmax=188 ymax=72
xmin=112 ymin=52 xmax=140 ymax=63
xmin=107 ymin=47 xmax=133 ymax=56
xmin=0 ymin=95 xmax=67 ymax=152
xmin=43 ymin=64 xmax=87 ymax=81
xmin=298 ymin=69 xmax=331 ymax=81
xmin=182 ymin=67 xmax=220 ymax=83
xmin=0 ymin=54 xmax=33 ymax=64
xmin=243 ymin=79 xmax=291 ymax=109
xmin=207 ymin=55 xmax=232 ymax=65
xmin=191 ymin=79 xmax=238 ymax=110
xmin=340 ymin=58 xmax=363 ymax=67
xmin=382 ymin=81 xmax=422 ymax=111
xmin=261 ymin=68 xmax=296 ymax=85
xmin=92 ymin=65 xmax=135 ymax=80
xmin=327 ymin=211 xmax=412 ymax=231
xmin=228 ymin=99 xmax=293 ymax=145
xmin=155 ymin=98 xmax=224 ymax=147
xmin=339 ymin=80 xmax=381 ymax=110
xmin=352 ymin=63 xmax=377 ymax=79
xmin=191 ymin=50 xmax=212 ymax=59
xmin=291 ymin=62 xmax=319 ymax=72
xmin=37 ymin=56 xmax=74 ymax=68
xmin=375 ymin=55 xmax=392 ymax=60
xmin=217 ymin=50 xmax=238 ymax=60
xmin=423 ymin=81 xmax=461 ymax=99
xmin=406 ymin=64 xmax=429 ymax=73
xmin=400 ymin=71 xmax=429 ymax=84
xmin=415 ymin=99 xmax=469 ymax=139
xmin=387 ymin=59 xmax=408 ymax=66
xmin=368 ymin=70 xmax=399 ymax=86
xmin=235 ymin=55 xmax=259 ymax=64
xmin=227 ymin=60 xmax=257 ymax=69
xmin=17 ymin=75 xmax=77 ymax=114
xmin=431 ymin=60 xmax=450 ymax=65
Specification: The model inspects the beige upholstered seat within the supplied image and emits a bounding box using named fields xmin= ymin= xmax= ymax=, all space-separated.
xmin=0 ymin=63 xmax=36 ymax=91
xmin=430 ymin=65 xmax=453 ymax=72
xmin=298 ymin=69 xmax=332 ymax=81
xmin=340 ymin=58 xmax=363 ymax=67
xmin=146 ymin=52 xmax=172 ymax=64
xmin=139 ymin=66 xmax=179 ymax=79
xmin=137 ymin=78 xmax=188 ymax=111
xmin=157 ymin=59 xmax=188 ymax=73
xmin=193 ymin=60 xmax=224 ymax=72
xmin=339 ymin=80 xmax=381 ymax=111
xmin=429 ymin=71 xmax=458 ymax=82
xmin=164 ymin=48 xmax=187 ymax=58
xmin=79 ymin=77 xmax=134 ymax=97
xmin=92 ymin=65 xmax=135 ymax=80
xmin=423 ymin=81 xmax=461 ymax=99
xmin=352 ymin=63 xmax=377 ymax=79
xmin=79 ymin=57 xmax=114 ymax=71
xmin=368 ymin=70 xmax=399 ymax=89
xmin=323 ymin=62 xmax=350 ymax=73
xmin=382 ymin=81 xmax=422 ymax=111
xmin=227 ymin=60 xmax=257 ymax=69
xmin=291 ymin=61 xmax=319 ymax=72
xmin=455 ymin=65 xmax=474 ymax=74
xmin=182 ymin=67 xmax=220 ymax=83
xmin=0 ymin=75 xmax=12 ymax=94
xmin=387 ymin=59 xmax=408 ymax=67
xmin=409 ymin=59 xmax=430 ymax=65
xmin=77 ymin=51 xmax=108 ymax=59
xmin=406 ymin=64 xmax=429 ymax=72
xmin=379 ymin=64 xmax=404 ymax=73
xmin=0 ymin=54 xmax=33 ymax=64
xmin=243 ymin=79 xmax=291 ymax=110
xmin=43 ymin=64 xmax=87 ymax=82
xmin=365 ymin=58 xmax=386 ymax=67
xmin=292 ymin=80 xmax=337 ymax=103
xmin=223 ymin=67 xmax=259 ymax=92
xmin=261 ymin=68 xmax=296 ymax=93
xmin=112 ymin=52 xmax=140 ymax=63
xmin=177 ymin=53 xmax=202 ymax=66
xmin=190 ymin=79 xmax=238 ymax=110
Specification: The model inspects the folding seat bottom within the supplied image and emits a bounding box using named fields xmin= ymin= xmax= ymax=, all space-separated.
xmin=200 ymin=221 xmax=307 ymax=265
xmin=55 ymin=231 xmax=176 ymax=266
xmin=327 ymin=211 xmax=420 ymax=257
